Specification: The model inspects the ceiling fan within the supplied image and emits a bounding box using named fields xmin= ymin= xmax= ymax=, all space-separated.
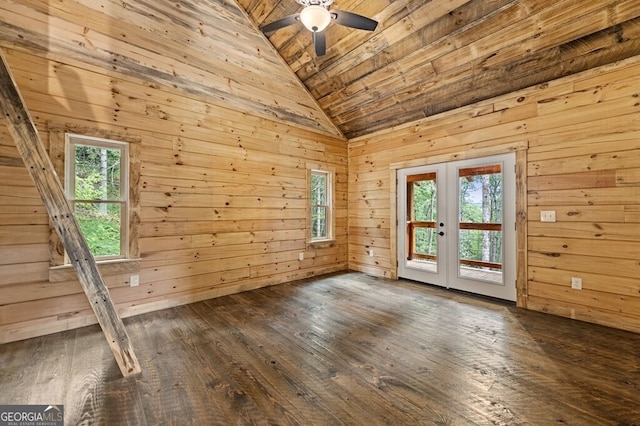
xmin=260 ymin=0 xmax=378 ymax=57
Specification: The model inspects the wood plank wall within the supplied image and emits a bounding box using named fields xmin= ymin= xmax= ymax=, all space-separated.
xmin=0 ymin=47 xmax=347 ymax=343
xmin=348 ymin=55 xmax=640 ymax=333
xmin=0 ymin=0 xmax=341 ymax=137
xmin=0 ymin=2 xmax=638 ymax=344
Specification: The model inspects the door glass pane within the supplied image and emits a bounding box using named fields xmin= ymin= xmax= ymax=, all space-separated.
xmin=458 ymin=164 xmax=503 ymax=284
xmin=406 ymin=173 xmax=438 ymax=272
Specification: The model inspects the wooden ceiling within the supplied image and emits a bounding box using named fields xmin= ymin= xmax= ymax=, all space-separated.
xmin=241 ymin=0 xmax=640 ymax=139
xmin=1 ymin=1 xmax=640 ymax=141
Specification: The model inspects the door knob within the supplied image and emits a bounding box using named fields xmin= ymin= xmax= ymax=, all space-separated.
xmin=438 ymin=231 xmax=445 ymax=236
xmin=439 ymin=222 xmax=444 ymax=227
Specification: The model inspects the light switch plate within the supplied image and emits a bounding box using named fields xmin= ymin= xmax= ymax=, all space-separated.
xmin=130 ymin=275 xmax=139 ymax=287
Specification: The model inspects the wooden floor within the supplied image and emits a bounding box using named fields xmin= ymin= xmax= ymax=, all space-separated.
xmin=2 ymin=272 xmax=640 ymax=425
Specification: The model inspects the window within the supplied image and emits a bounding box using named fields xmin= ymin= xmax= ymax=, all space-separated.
xmin=47 ymin=122 xmax=141 ymax=282
xmin=65 ymin=134 xmax=129 ymax=260
xmin=310 ymin=169 xmax=333 ymax=241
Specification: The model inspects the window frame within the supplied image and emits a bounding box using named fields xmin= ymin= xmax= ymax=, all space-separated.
xmin=47 ymin=122 xmax=141 ymax=282
xmin=307 ymin=165 xmax=335 ymax=244
xmin=65 ymin=133 xmax=130 ymax=262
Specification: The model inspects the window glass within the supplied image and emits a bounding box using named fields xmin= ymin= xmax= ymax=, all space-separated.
xmin=311 ymin=170 xmax=331 ymax=241
xmin=67 ymin=135 xmax=128 ymax=260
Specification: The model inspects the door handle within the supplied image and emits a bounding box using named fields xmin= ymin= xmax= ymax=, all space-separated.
xmin=438 ymin=231 xmax=445 ymax=236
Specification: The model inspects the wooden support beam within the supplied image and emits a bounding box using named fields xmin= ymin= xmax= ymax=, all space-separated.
xmin=0 ymin=49 xmax=141 ymax=377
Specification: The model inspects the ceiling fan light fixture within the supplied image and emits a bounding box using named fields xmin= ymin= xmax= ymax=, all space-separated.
xmin=299 ymin=5 xmax=331 ymax=32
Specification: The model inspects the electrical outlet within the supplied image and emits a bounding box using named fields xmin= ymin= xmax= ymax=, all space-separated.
xmin=130 ymin=274 xmax=140 ymax=287
xmin=298 ymin=252 xmax=304 ymax=261
xmin=571 ymin=277 xmax=582 ymax=290
xmin=540 ymin=210 xmax=556 ymax=222
xmin=368 ymin=249 xmax=374 ymax=257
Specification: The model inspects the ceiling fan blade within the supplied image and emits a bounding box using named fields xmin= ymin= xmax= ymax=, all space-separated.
xmin=330 ymin=9 xmax=378 ymax=31
xmin=260 ymin=13 xmax=300 ymax=33
xmin=313 ymin=31 xmax=326 ymax=56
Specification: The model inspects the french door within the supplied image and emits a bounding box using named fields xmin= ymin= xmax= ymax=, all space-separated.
xmin=397 ymin=153 xmax=516 ymax=301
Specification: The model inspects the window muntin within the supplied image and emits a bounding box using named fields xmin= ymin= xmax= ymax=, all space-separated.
xmin=310 ymin=169 xmax=332 ymax=241
xmin=65 ymin=134 xmax=129 ymax=261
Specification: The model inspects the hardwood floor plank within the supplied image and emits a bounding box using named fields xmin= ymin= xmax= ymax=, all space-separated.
xmin=258 ymin=283 xmax=488 ymax=423
xmin=175 ymin=304 xmax=292 ymax=425
xmin=0 ymin=331 xmax=70 ymax=404
xmin=125 ymin=310 xmax=199 ymax=425
xmin=64 ymin=325 xmax=109 ymax=425
xmin=193 ymin=298 xmax=378 ymax=424
xmin=0 ymin=329 xmax=74 ymax=405
xmin=1 ymin=271 xmax=639 ymax=424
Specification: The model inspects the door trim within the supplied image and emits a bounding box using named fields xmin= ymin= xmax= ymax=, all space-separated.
xmin=389 ymin=140 xmax=529 ymax=307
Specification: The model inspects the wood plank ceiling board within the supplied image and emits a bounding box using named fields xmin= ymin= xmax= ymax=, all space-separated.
xmin=244 ymin=0 xmax=640 ymax=139
xmin=0 ymin=0 xmax=343 ymax=138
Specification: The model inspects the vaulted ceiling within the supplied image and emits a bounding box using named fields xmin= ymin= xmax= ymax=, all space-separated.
xmin=1 ymin=1 xmax=640 ymax=141
xmin=242 ymin=0 xmax=640 ymax=139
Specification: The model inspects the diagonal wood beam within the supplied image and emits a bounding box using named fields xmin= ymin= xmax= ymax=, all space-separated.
xmin=0 ymin=49 xmax=141 ymax=377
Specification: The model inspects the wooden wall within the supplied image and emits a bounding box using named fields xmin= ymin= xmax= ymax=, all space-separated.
xmin=0 ymin=2 xmax=639 ymax=344
xmin=0 ymin=46 xmax=347 ymax=343
xmin=348 ymin=55 xmax=640 ymax=333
